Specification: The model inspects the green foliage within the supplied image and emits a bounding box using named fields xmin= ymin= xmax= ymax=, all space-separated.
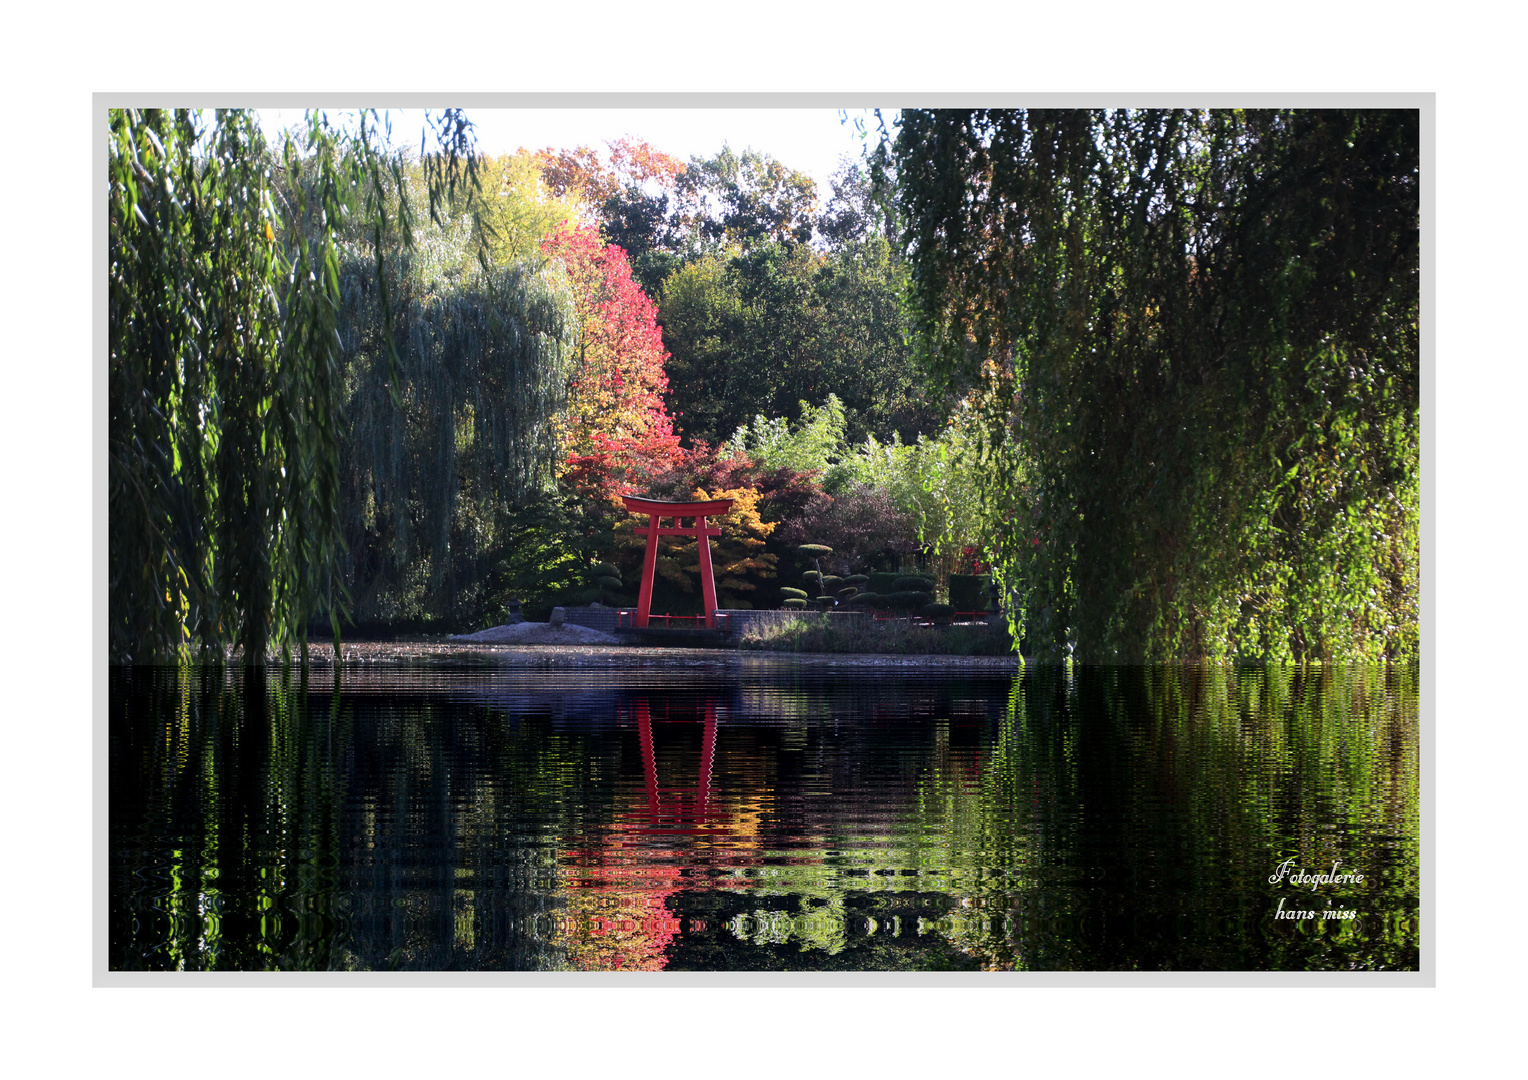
xmin=780 ymin=587 xmax=808 ymax=601
xmin=893 ymin=575 xmax=936 ymax=593
xmin=479 ymin=493 xmax=611 ymax=624
xmin=725 ymin=395 xmax=851 ymax=486
xmin=738 ymin=612 xmax=1013 ymax=655
xmin=833 ymin=402 xmax=998 ymax=580
xmin=656 ymin=254 xmax=745 ymax=443
xmin=671 ymin=146 xmax=821 ymax=247
xmin=867 ymin=572 xmax=900 ymax=594
xmin=782 ymin=597 xmax=808 ymax=610
xmin=888 ymin=108 xmax=1419 ymax=662
xmin=921 ymin=602 xmax=955 ymax=623
xmin=109 ymin=108 xmax=481 ymax=664
xmin=949 ymin=574 xmax=990 ymax=612
xmin=661 ymin=240 xmax=940 ymax=447
xmin=474 ymin=152 xmax=583 ymax=266
xmin=336 ymin=256 xmax=577 ymax=627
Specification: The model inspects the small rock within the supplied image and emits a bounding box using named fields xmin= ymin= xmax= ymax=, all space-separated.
xmin=549 ymin=607 xmax=566 ymax=628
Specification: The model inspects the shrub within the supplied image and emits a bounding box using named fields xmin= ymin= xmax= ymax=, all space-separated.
xmin=921 ymin=602 xmax=955 ymax=625
xmin=844 ymin=574 xmax=870 ymax=587
xmin=884 ymin=590 xmax=933 ymax=613
xmin=780 ymin=587 xmax=808 ymax=601
xmin=948 ymin=573 xmax=989 ymax=612
xmin=893 ymin=574 xmax=936 ymax=594
xmin=738 ymin=612 xmax=1014 ymax=655
xmin=821 ymin=575 xmax=844 ymax=593
xmin=802 ymin=571 xmax=824 ymax=593
xmin=837 ymin=586 xmax=860 ymax=601
xmin=783 ymin=598 xmax=808 ymax=610
xmin=868 ymin=571 xmax=900 ymax=594
xmin=797 ymin=544 xmax=834 ymax=560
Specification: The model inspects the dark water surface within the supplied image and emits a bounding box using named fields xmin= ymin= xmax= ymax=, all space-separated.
xmin=110 ymin=660 xmax=1419 ymax=972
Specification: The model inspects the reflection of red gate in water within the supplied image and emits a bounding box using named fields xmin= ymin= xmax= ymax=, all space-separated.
xmin=552 ymin=700 xmax=726 ymax=970
xmin=633 ymin=700 xmax=720 ymax=834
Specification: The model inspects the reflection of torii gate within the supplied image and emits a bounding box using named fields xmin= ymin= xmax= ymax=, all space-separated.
xmin=633 ymin=701 xmax=720 ymax=833
xmin=621 ymin=496 xmax=734 ymax=629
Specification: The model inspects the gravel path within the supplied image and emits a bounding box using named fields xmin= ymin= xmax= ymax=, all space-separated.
xmin=448 ymin=622 xmax=620 ymax=645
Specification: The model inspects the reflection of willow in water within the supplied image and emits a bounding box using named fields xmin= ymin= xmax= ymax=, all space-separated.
xmin=935 ymin=665 xmax=1420 ymax=970
xmin=109 ymin=664 xmax=1418 ymax=972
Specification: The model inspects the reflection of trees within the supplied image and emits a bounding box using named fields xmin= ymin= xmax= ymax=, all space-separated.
xmin=933 ymin=666 xmax=1421 ymax=971
xmin=111 ymin=665 xmax=1418 ymax=972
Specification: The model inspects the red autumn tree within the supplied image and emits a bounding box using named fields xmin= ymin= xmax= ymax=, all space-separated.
xmin=542 ymin=223 xmax=684 ymax=504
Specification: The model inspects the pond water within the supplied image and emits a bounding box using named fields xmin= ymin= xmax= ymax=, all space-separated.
xmin=109 ymin=658 xmax=1419 ymax=972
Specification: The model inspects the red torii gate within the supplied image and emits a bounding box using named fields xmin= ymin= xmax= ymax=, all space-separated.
xmin=621 ymin=495 xmax=734 ymax=629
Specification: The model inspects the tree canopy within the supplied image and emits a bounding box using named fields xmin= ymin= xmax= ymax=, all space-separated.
xmin=885 ymin=108 xmax=1419 ymax=662
xmin=109 ymin=108 xmax=485 ymax=663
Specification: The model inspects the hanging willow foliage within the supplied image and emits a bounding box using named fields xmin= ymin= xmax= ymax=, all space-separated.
xmin=886 ymin=108 xmax=1419 ymax=663
xmin=109 ymin=108 xmax=482 ymax=664
xmin=334 ymin=241 xmax=577 ymax=626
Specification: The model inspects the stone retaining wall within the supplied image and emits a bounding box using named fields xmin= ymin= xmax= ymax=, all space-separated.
xmin=561 ymin=606 xmax=620 ymax=634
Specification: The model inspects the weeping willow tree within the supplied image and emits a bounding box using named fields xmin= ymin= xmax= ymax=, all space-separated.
xmin=109 ymin=108 xmax=482 ymax=664
xmin=334 ymin=239 xmax=578 ymax=626
xmin=885 ymin=109 xmax=1419 ymax=663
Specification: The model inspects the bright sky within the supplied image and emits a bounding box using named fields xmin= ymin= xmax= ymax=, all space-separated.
xmin=256 ymin=107 xmax=891 ymax=204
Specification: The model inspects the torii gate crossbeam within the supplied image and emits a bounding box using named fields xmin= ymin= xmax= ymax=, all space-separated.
xmin=621 ymin=496 xmax=734 ymax=629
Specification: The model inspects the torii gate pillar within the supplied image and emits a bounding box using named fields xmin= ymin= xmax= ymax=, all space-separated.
xmin=621 ymin=496 xmax=734 ymax=629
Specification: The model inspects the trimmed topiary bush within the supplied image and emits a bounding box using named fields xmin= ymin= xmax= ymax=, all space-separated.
xmin=821 ymin=575 xmax=844 ymax=593
xmin=868 ymin=571 xmax=900 ymax=594
xmin=837 ymin=586 xmax=859 ymax=600
xmin=847 ymin=591 xmax=880 ymax=608
xmin=884 ymin=589 xmax=933 ymax=613
xmin=893 ymin=574 xmax=936 ymax=594
xmin=780 ymin=587 xmax=808 ymax=601
xmin=802 ymin=571 xmax=824 ymax=593
xmin=844 ymin=574 xmax=870 ymax=587
xmin=585 ymin=563 xmax=623 ymax=604
xmin=797 ymin=544 xmax=834 ymax=560
xmin=921 ymin=602 xmax=955 ymax=625
xmin=949 ymin=573 xmax=989 ymax=613
xmin=783 ymin=598 xmax=808 ymax=610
